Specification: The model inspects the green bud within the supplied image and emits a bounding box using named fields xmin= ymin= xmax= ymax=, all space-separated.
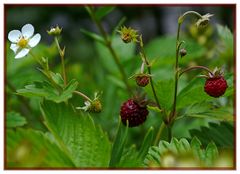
xmin=179 ymin=48 xmax=187 ymax=57
xmin=47 ymin=26 xmax=62 ymax=36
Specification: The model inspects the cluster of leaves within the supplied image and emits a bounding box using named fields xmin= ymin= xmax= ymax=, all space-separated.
xmin=7 ymin=101 xmax=111 ymax=168
xmin=6 ymin=6 xmax=234 ymax=169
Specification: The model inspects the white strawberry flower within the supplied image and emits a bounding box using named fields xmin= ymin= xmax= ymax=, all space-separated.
xmin=8 ymin=24 xmax=41 ymax=59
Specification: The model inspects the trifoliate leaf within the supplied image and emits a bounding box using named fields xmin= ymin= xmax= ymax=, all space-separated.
xmin=17 ymin=79 xmax=78 ymax=103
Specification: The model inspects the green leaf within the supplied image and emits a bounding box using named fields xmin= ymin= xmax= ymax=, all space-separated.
xmin=40 ymin=100 xmax=111 ymax=167
xmin=176 ymin=78 xmax=212 ymax=109
xmin=182 ymin=102 xmax=233 ymax=122
xmin=189 ymin=122 xmax=234 ymax=148
xmin=154 ymin=79 xmax=174 ymax=110
xmin=117 ymin=127 xmax=154 ymax=168
xmin=7 ymin=112 xmax=27 ymax=128
xmin=50 ymin=72 xmax=64 ymax=88
xmin=109 ymin=119 xmax=129 ymax=167
xmin=17 ymin=79 xmax=78 ymax=103
xmin=118 ymin=145 xmax=143 ymax=168
xmin=138 ymin=126 xmax=154 ymax=160
xmin=7 ymin=128 xmax=74 ymax=168
xmin=205 ymin=142 xmax=218 ymax=167
xmin=95 ymin=6 xmax=115 ymax=21
xmin=144 ymin=137 xmax=220 ymax=168
xmin=191 ymin=137 xmax=205 ymax=161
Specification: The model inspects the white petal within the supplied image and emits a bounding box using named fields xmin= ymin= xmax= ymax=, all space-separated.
xmin=8 ymin=30 xmax=21 ymax=43
xmin=21 ymin=24 xmax=34 ymax=39
xmin=28 ymin=33 xmax=41 ymax=47
xmin=10 ymin=43 xmax=19 ymax=53
xmin=15 ymin=48 xmax=30 ymax=59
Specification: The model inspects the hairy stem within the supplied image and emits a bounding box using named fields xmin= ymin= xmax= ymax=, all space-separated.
xmin=54 ymin=37 xmax=67 ymax=86
xmin=179 ymin=65 xmax=213 ymax=77
xmin=88 ymin=7 xmax=132 ymax=95
xmin=166 ymin=11 xmax=205 ymax=141
xmin=73 ymin=91 xmax=92 ymax=102
xmin=169 ymin=23 xmax=182 ymax=126
xmin=180 ymin=11 xmax=202 ymax=21
xmin=167 ymin=125 xmax=172 ymax=142
xmin=154 ymin=122 xmax=165 ymax=145
xmin=139 ymin=38 xmax=164 ymax=145
xmin=140 ymin=47 xmax=161 ymax=110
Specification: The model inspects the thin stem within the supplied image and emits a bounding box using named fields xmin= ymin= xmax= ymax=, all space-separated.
xmin=154 ymin=122 xmax=165 ymax=145
xmin=54 ymin=37 xmax=67 ymax=86
xmin=181 ymin=11 xmax=202 ymax=20
xmin=179 ymin=65 xmax=213 ymax=77
xmin=139 ymin=46 xmax=162 ymax=110
xmin=167 ymin=126 xmax=172 ymax=142
xmin=88 ymin=7 xmax=132 ymax=95
xmin=169 ymin=23 xmax=182 ymax=125
xmin=73 ymin=91 xmax=92 ymax=102
xmin=167 ymin=11 xmax=204 ymax=137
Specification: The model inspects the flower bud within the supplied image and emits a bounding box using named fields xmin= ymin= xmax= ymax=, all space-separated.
xmin=76 ymin=92 xmax=102 ymax=113
xmin=47 ymin=26 xmax=62 ymax=36
xmin=180 ymin=48 xmax=187 ymax=57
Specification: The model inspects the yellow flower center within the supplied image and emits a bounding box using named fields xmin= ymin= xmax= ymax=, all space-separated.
xmin=17 ymin=37 xmax=28 ymax=48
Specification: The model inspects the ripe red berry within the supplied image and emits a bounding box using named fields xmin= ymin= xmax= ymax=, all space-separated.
xmin=135 ymin=75 xmax=150 ymax=87
xmin=120 ymin=99 xmax=149 ymax=127
xmin=204 ymin=76 xmax=228 ymax=98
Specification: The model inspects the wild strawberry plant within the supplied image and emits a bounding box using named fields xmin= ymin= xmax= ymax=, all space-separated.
xmin=6 ymin=6 xmax=234 ymax=169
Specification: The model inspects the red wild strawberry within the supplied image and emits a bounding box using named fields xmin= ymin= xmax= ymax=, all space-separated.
xmin=120 ymin=99 xmax=149 ymax=127
xmin=201 ymin=67 xmax=228 ymax=98
xmin=204 ymin=76 xmax=228 ymax=97
xmin=135 ymin=74 xmax=150 ymax=87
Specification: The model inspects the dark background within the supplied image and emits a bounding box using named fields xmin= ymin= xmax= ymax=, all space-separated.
xmin=6 ymin=5 xmax=234 ymax=64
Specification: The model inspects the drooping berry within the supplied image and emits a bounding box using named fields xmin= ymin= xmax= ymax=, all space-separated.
xmin=204 ymin=76 xmax=228 ymax=98
xmin=135 ymin=74 xmax=150 ymax=87
xmin=120 ymin=99 xmax=149 ymax=127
